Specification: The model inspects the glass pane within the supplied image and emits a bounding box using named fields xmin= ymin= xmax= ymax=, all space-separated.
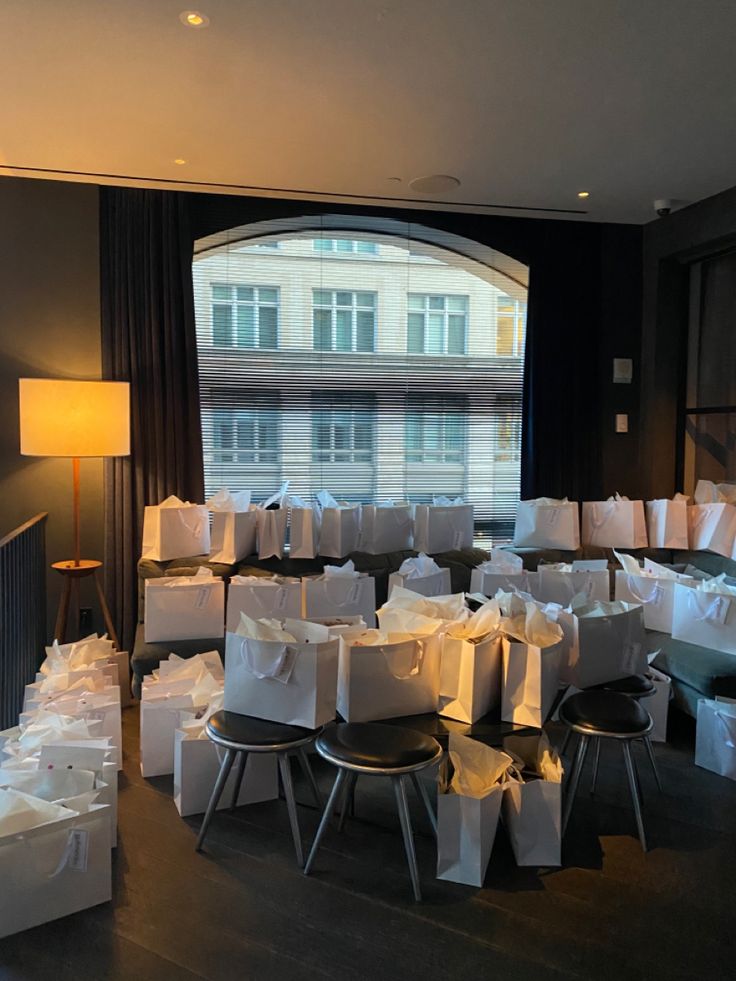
xmin=445 ymin=415 xmax=465 ymax=450
xmin=354 ymin=419 xmax=373 ymax=451
xmin=236 ymin=287 xmax=253 ymax=302
xmin=685 ymin=412 xmax=736 ymax=484
xmin=214 ymin=419 xmax=234 ymax=447
xmin=335 ymin=310 xmax=352 ymax=351
xmin=496 ymin=316 xmax=514 ymax=355
xmin=428 ymin=296 xmax=445 ymax=311
xmin=407 ymin=314 xmax=424 ymax=353
xmin=313 ymin=289 xmax=331 ymax=306
xmin=212 ymin=285 xmax=230 ymax=301
xmin=258 ymin=414 xmax=279 ymax=449
xmin=406 ymin=415 xmax=421 ymax=449
xmin=336 ymin=240 xmax=353 ymax=252
xmin=333 ymin=423 xmax=350 ymax=450
xmin=213 ymin=304 xmax=232 ymax=346
xmin=355 ymin=291 xmax=375 ymax=308
xmin=236 ymin=418 xmax=255 ymax=449
xmin=236 ymin=305 xmax=256 ymax=347
xmin=259 ymin=287 xmax=278 ymax=304
xmin=424 ymin=418 xmax=442 ymax=450
xmin=447 ymin=315 xmax=466 ymax=354
xmin=335 ymin=291 xmax=353 ymax=307
xmin=314 ymin=240 xmax=333 ymax=252
xmin=696 ymin=252 xmax=736 ymax=407
xmin=447 ymin=295 xmax=468 ymax=313
xmin=497 ymin=297 xmax=514 ymax=315
xmin=259 ymin=306 xmax=278 ymax=348
xmin=408 ymin=294 xmax=424 ymax=311
xmin=313 ymin=420 xmax=331 ymax=450
xmin=313 ymin=309 xmax=332 ymax=350
xmin=356 ymin=241 xmax=377 ymax=254
xmin=426 ymin=313 xmax=444 ymax=353
xmin=356 ymin=311 xmax=374 ymax=352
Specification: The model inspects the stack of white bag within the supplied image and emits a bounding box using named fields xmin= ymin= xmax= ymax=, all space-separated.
xmin=207 ymin=488 xmax=256 ymax=564
xmin=388 ymin=553 xmax=452 ymax=598
xmin=224 ymin=614 xmax=339 ymax=728
xmin=469 ymin=549 xmax=537 ymax=598
xmin=140 ymin=651 xmax=224 ymax=778
xmin=438 ymin=599 xmax=504 ymax=723
xmin=144 ymin=567 xmax=225 ymax=643
xmin=688 ymin=480 xmax=736 ymax=557
xmin=671 ymin=574 xmax=736 ymax=655
xmin=173 ymin=689 xmax=279 ymax=817
xmin=513 ymin=497 xmax=580 ymax=550
xmin=614 ymin=551 xmax=700 ymax=633
xmin=37 ymin=633 xmax=131 ymax=707
xmin=582 ymin=493 xmax=648 ymax=548
xmin=303 ymin=560 xmax=376 ymax=627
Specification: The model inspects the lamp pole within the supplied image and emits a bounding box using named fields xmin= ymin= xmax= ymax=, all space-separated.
xmin=72 ymin=456 xmax=81 ymax=567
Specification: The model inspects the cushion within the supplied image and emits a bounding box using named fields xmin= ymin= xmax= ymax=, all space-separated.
xmin=589 ymin=675 xmax=656 ymax=697
xmin=649 ymin=631 xmax=736 ymax=702
xmin=560 ymin=691 xmax=651 ymax=735
xmin=317 ymin=722 xmax=441 ymax=770
xmin=207 ymin=710 xmax=318 ymax=747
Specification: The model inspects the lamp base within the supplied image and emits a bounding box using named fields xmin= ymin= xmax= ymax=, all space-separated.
xmin=51 ymin=559 xmax=119 ymax=649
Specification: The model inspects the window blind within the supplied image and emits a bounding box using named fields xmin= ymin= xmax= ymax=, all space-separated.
xmin=193 ymin=215 xmax=527 ymax=544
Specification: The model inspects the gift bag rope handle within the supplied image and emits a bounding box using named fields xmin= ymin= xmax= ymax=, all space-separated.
xmin=625 ymin=575 xmax=664 ymax=605
xmin=686 ymin=589 xmax=729 ymax=623
xmin=589 ymin=501 xmax=617 ymax=529
xmin=251 ymin=584 xmax=288 ymax=613
xmin=238 ymin=638 xmax=292 ymax=681
xmin=541 ymin=569 xmax=592 ymax=599
xmin=322 ymin=578 xmax=362 ymax=607
xmin=715 ymin=710 xmax=736 ymax=749
xmin=13 ymin=826 xmax=85 ymax=879
xmin=177 ymin=509 xmax=205 ymax=539
xmin=380 ymin=638 xmax=425 ymax=680
xmin=690 ymin=507 xmax=711 ymax=530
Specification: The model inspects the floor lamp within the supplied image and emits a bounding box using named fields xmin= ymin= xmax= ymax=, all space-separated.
xmin=19 ymin=378 xmax=130 ymax=647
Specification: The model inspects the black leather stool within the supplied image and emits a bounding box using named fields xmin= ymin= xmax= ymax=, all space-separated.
xmin=196 ymin=711 xmax=323 ymax=866
xmin=560 ymin=691 xmax=654 ymax=851
xmin=304 ymin=723 xmax=443 ymax=901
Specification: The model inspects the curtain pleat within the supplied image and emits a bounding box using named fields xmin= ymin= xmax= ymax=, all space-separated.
xmin=100 ymin=188 xmax=204 ymax=652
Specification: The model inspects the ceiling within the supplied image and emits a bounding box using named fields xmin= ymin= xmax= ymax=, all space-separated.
xmin=2 ymin=0 xmax=736 ymax=224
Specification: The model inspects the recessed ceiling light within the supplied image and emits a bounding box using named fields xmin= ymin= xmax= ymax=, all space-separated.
xmin=174 ymin=158 xmax=187 ymax=165
xmin=408 ymin=175 xmax=461 ymax=194
xmin=386 ymin=177 xmax=402 ymax=184
xmin=180 ymin=10 xmax=209 ymax=28
xmin=577 ymin=190 xmax=590 ymax=199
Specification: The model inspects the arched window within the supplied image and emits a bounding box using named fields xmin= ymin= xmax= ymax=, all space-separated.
xmin=193 ymin=216 xmax=527 ymax=544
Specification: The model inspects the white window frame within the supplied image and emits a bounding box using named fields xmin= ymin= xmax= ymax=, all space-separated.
xmin=495 ymin=296 xmax=527 ymax=357
xmin=313 ymin=239 xmax=378 ymax=256
xmin=312 ymin=289 xmax=377 ymax=352
xmin=312 ymin=406 xmax=376 ymax=464
xmin=210 ymin=408 xmax=280 ymax=466
xmin=407 ymin=293 xmax=468 ymax=355
xmin=406 ymin=408 xmax=467 ymax=465
xmin=211 ymin=284 xmax=279 ymax=349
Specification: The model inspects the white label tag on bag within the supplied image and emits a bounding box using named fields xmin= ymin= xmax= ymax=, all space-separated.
xmin=707 ymin=595 xmax=731 ymax=624
xmin=68 ymin=829 xmax=89 ymax=871
xmin=194 ymin=587 xmax=211 ymax=610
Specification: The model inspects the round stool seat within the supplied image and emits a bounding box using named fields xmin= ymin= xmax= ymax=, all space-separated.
xmin=317 ymin=723 xmax=442 ymax=772
xmin=206 ymin=710 xmax=320 ymax=750
xmin=588 ymin=674 xmax=656 ymax=698
xmin=560 ymin=691 xmax=652 ymax=737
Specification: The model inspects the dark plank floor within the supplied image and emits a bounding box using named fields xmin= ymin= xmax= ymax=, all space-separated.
xmin=1 ymin=706 xmax=736 ymax=980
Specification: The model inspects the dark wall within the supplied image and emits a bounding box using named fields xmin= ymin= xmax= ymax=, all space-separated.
xmin=0 ymin=177 xmax=103 ymax=639
xmin=640 ymin=185 xmax=736 ymax=499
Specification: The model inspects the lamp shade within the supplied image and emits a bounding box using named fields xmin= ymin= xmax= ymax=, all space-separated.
xmin=19 ymin=379 xmax=130 ymax=458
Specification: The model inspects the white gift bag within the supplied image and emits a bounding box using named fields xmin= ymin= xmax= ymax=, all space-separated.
xmin=501 ymin=639 xmax=562 ymax=728
xmin=695 ymin=697 xmax=736 ymax=781
xmin=210 ymin=511 xmax=257 ymax=565
xmin=289 ymin=505 xmax=321 ymax=560
xmin=224 ymin=620 xmax=339 ymax=729
xmin=645 ymin=666 xmax=671 ymax=743
xmin=226 ymin=576 xmax=303 ymax=632
xmin=144 ymin=573 xmax=225 ymax=643
xmin=687 ymin=503 xmax=736 ymax=557
xmin=614 ymin=570 xmax=697 ymax=633
xmin=671 ymin=582 xmax=736 ymax=655
xmin=469 ymin=568 xmax=537 ymax=598
xmin=303 ymin=566 xmax=377 ymax=628
xmin=0 ymin=798 xmax=111 ymax=939
xmin=141 ymin=496 xmax=210 ymax=561
xmin=513 ymin=498 xmax=580 ymax=550
xmin=438 ymin=634 xmax=503 ymax=724
xmin=22 ymin=693 xmax=123 ymax=770
xmin=582 ymin=497 xmax=648 ymax=549
xmin=173 ymin=726 xmax=279 ymax=817
xmin=646 ymin=497 xmax=689 ymax=549
xmin=317 ymin=500 xmax=361 ymax=558
xmin=337 ymin=632 xmax=441 ymax=722
xmin=555 ymin=600 xmax=647 ymax=689
xmin=140 ymin=693 xmax=208 ymax=778
xmin=501 ymin=734 xmax=563 ymax=867
xmin=535 ymin=565 xmax=610 ymax=607
xmin=388 ymin=569 xmax=452 ymax=598
xmin=413 ymin=503 xmax=474 ymax=554
xmin=359 ymin=503 xmax=413 ymax=554
xmin=38 ymin=744 xmax=118 ymax=845
xmin=255 ymin=509 xmax=288 ymax=560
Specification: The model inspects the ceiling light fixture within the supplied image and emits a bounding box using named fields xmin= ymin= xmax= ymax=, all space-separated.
xmin=408 ymin=174 xmax=461 ymax=194
xmin=577 ymin=190 xmax=590 ymax=199
xmin=180 ymin=10 xmax=209 ymax=28
xmin=174 ymin=158 xmax=187 ymax=165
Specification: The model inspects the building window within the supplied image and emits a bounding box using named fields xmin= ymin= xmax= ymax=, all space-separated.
xmin=406 ymin=411 xmax=466 ymax=464
xmin=312 ymin=402 xmax=375 ymax=464
xmin=407 ymin=294 xmax=468 ymax=354
xmin=211 ymin=284 xmax=279 ymax=349
xmin=495 ymin=414 xmax=522 ymax=463
xmin=211 ymin=409 xmax=279 ymax=465
xmin=313 ymin=239 xmax=378 ymax=255
xmin=496 ymin=296 xmax=526 ymax=357
xmin=312 ymin=289 xmax=376 ymax=352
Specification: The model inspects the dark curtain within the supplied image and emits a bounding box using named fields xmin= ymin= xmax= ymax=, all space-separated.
xmin=100 ymin=188 xmax=204 ymax=652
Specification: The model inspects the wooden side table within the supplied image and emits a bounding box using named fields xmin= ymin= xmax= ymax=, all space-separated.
xmin=52 ymin=559 xmax=120 ymax=649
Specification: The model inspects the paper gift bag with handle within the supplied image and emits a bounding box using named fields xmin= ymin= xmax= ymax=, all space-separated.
xmin=141 ymin=496 xmax=210 ymax=561
xmin=500 ymin=601 xmax=563 ymax=727
xmin=359 ymin=502 xmax=413 ymax=554
xmin=337 ymin=630 xmax=441 ymax=722
xmin=687 ymin=503 xmax=736 ymax=557
xmin=288 ymin=499 xmax=321 ymax=559
xmin=224 ymin=618 xmax=339 ymax=729
xmin=581 ymin=495 xmax=647 ymax=548
xmin=438 ymin=599 xmax=504 ymax=724
xmin=614 ymin=552 xmax=699 ymax=633
xmin=645 ymin=665 xmax=671 ymax=743
xmin=646 ymin=496 xmax=689 ymax=549
xmin=513 ymin=498 xmax=580 ymax=550
xmin=144 ymin=572 xmax=225 ymax=643
xmin=21 ymin=692 xmax=123 ymax=770
xmin=226 ymin=576 xmax=303 ymax=632
xmin=315 ymin=491 xmax=361 ymax=558
xmin=535 ymin=563 xmax=610 ymax=607
xmin=695 ymin=697 xmax=736 ymax=781
xmin=554 ymin=599 xmax=647 ymax=689
xmin=413 ymin=502 xmax=474 ymax=554
xmin=0 ymin=794 xmax=111 ymax=939
xmin=303 ymin=563 xmax=376 ymax=628
xmin=671 ymin=581 xmax=736 ymax=655
xmin=501 ymin=732 xmax=563 ymax=867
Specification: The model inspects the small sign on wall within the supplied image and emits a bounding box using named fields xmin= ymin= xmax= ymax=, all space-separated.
xmin=613 ymin=358 xmax=633 ymax=383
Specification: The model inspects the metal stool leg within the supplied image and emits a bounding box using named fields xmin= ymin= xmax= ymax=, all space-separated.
xmin=590 ymin=738 xmax=601 ymax=796
xmin=296 ymin=747 xmax=323 ymax=809
xmin=278 ymin=754 xmax=305 ymax=867
xmin=622 ymin=740 xmax=647 ymax=852
xmin=643 ymin=737 xmax=663 ymax=792
xmin=304 ymin=768 xmax=348 ymax=875
xmin=196 ymin=748 xmax=236 ymax=851
xmin=560 ymin=729 xmax=573 ymax=756
xmin=338 ymin=772 xmax=358 ymax=832
xmin=410 ymin=771 xmax=438 ymax=839
xmin=562 ymin=733 xmax=590 ymax=834
xmin=230 ymin=751 xmax=248 ymax=811
xmin=393 ymin=775 xmax=422 ymax=901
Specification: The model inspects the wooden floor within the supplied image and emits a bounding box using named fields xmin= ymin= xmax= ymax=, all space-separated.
xmin=1 ymin=707 xmax=736 ymax=980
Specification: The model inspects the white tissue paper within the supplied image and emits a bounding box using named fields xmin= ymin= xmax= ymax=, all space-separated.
xmin=388 ymin=553 xmax=452 ymax=599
